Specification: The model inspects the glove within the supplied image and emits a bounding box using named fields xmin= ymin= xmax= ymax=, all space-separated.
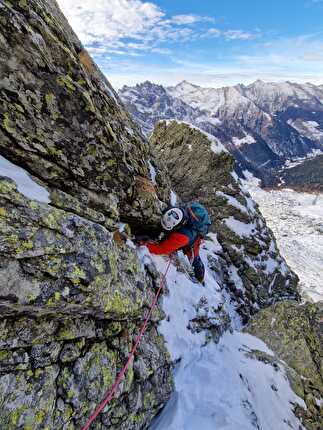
xmin=133 ymin=235 xmax=150 ymax=246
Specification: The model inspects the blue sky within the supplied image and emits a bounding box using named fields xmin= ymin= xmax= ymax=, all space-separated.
xmin=58 ymin=0 xmax=323 ymax=89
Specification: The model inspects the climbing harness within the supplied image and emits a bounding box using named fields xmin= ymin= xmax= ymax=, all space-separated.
xmin=81 ymin=258 xmax=172 ymax=430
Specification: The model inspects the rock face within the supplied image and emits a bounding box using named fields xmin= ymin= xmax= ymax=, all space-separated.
xmin=150 ymin=121 xmax=299 ymax=320
xmin=0 ymin=1 xmax=172 ymax=429
xmin=0 ymin=0 xmax=169 ymax=229
xmin=246 ymin=301 xmax=323 ymax=430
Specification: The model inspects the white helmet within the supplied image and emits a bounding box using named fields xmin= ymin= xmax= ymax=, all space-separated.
xmin=161 ymin=208 xmax=184 ymax=231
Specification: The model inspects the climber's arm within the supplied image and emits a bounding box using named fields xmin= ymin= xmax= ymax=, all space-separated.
xmin=146 ymin=232 xmax=189 ymax=255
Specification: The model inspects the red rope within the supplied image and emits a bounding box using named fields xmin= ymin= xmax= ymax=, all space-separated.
xmin=81 ymin=258 xmax=172 ymax=430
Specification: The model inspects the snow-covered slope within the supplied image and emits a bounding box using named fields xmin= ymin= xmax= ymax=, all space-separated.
xmin=137 ymin=246 xmax=306 ymax=430
xmin=243 ymin=80 xmax=323 ymax=113
xmin=243 ymin=172 xmax=323 ymax=302
xmin=168 ymin=80 xmax=323 ymax=120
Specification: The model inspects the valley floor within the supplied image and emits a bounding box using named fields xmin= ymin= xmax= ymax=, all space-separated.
xmin=243 ymin=173 xmax=323 ymax=302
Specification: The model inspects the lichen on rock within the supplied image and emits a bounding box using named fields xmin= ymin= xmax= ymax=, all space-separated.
xmin=245 ymin=301 xmax=323 ymax=430
xmin=0 ymin=0 xmax=173 ymax=428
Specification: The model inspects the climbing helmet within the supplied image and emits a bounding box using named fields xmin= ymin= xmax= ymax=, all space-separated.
xmin=161 ymin=207 xmax=185 ymax=231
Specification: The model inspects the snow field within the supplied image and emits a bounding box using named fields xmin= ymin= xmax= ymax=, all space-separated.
xmin=243 ymin=172 xmax=323 ymax=302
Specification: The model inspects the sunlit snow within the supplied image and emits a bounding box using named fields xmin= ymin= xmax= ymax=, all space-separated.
xmin=243 ymin=171 xmax=323 ymax=302
xmin=136 ymin=238 xmax=305 ymax=430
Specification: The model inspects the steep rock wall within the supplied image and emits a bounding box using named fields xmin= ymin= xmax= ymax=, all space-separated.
xmin=0 ymin=1 xmax=172 ymax=429
xmin=0 ymin=0 xmax=169 ymax=229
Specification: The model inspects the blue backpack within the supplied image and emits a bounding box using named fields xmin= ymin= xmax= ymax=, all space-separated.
xmin=178 ymin=202 xmax=211 ymax=246
xmin=186 ymin=202 xmax=211 ymax=237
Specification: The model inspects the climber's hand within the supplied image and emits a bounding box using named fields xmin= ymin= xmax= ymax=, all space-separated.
xmin=133 ymin=235 xmax=150 ymax=246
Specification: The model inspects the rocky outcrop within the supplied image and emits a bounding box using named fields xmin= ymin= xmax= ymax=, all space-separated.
xmin=0 ymin=1 xmax=172 ymax=428
xmin=150 ymin=121 xmax=299 ymax=321
xmin=245 ymin=301 xmax=323 ymax=430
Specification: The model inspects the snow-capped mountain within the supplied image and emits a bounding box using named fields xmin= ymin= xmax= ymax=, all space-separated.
xmin=119 ymin=80 xmax=323 ymax=185
xmin=120 ymin=81 xmax=222 ymax=136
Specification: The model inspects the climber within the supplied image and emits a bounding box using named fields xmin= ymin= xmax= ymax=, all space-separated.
xmin=137 ymin=202 xmax=211 ymax=284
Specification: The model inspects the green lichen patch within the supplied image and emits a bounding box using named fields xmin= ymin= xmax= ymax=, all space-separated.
xmin=0 ymin=0 xmax=172 ymax=428
xmin=2 ymin=113 xmax=15 ymax=134
xmin=245 ymin=301 xmax=322 ymax=429
xmin=57 ymin=75 xmax=76 ymax=93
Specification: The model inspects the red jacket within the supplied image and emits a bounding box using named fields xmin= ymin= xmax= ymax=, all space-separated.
xmin=147 ymin=232 xmax=201 ymax=261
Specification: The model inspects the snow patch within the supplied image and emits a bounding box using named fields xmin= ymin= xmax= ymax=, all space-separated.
xmin=243 ymin=172 xmax=323 ymax=302
xmin=151 ymin=258 xmax=305 ymax=430
xmin=170 ymin=190 xmax=178 ymax=206
xmin=232 ymin=134 xmax=256 ymax=147
xmin=0 ymin=155 xmax=50 ymax=203
xmin=287 ymin=119 xmax=323 ymax=141
xmin=148 ymin=160 xmax=157 ymax=184
xmin=224 ymin=217 xmax=256 ymax=238
xmin=216 ymin=191 xmax=249 ymax=215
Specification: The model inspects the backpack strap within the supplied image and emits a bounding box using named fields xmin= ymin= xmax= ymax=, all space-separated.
xmin=187 ymin=206 xmax=199 ymax=222
xmin=177 ymin=225 xmax=199 ymax=248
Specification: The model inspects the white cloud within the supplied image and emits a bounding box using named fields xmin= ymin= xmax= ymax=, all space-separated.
xmin=223 ymin=30 xmax=258 ymax=40
xmin=206 ymin=28 xmax=222 ymax=37
xmin=56 ymin=1 xmax=323 ymax=89
xmin=103 ymin=33 xmax=323 ymax=90
xmin=170 ymin=14 xmax=214 ymax=25
xmin=206 ymin=28 xmax=259 ymax=40
xmin=57 ymin=0 xmax=204 ymax=55
xmin=58 ymin=0 xmax=164 ymax=46
xmin=57 ymin=0 xmax=258 ymax=56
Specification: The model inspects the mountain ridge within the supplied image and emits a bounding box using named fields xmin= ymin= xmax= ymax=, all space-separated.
xmin=119 ymin=79 xmax=323 ymax=187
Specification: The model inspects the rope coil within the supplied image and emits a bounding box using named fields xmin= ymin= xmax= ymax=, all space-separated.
xmin=81 ymin=258 xmax=172 ymax=430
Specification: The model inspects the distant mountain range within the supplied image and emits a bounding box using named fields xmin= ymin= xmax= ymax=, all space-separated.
xmin=119 ymin=80 xmax=323 ymax=187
